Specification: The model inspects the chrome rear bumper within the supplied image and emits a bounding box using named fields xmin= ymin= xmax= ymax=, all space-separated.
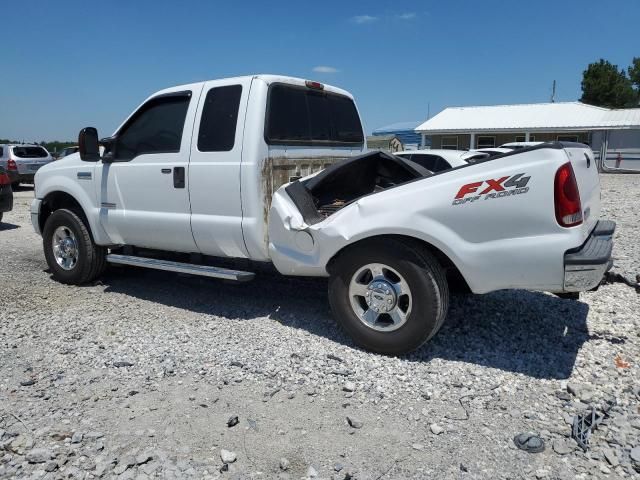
xmin=563 ymin=220 xmax=615 ymax=292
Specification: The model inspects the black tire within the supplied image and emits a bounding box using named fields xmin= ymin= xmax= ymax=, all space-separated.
xmin=43 ymin=208 xmax=106 ymax=284
xmin=328 ymin=238 xmax=449 ymax=355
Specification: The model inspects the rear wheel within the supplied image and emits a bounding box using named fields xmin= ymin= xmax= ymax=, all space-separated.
xmin=328 ymin=238 xmax=449 ymax=355
xmin=43 ymin=209 xmax=106 ymax=284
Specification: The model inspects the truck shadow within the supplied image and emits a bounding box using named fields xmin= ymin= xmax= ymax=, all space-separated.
xmin=0 ymin=222 xmax=20 ymax=231
xmin=100 ymin=266 xmax=593 ymax=380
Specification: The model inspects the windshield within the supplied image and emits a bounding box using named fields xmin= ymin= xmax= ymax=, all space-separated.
xmin=12 ymin=146 xmax=48 ymax=158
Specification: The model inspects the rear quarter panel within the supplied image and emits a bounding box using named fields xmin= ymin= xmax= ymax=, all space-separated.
xmin=564 ymin=146 xmax=600 ymax=239
xmin=270 ymin=147 xmax=590 ymax=293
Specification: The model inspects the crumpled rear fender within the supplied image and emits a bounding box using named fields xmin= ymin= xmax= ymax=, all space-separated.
xmin=268 ymin=184 xmax=466 ymax=281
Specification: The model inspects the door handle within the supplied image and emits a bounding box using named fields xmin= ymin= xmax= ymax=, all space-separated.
xmin=173 ymin=167 xmax=185 ymax=188
xmin=161 ymin=168 xmax=171 ymax=174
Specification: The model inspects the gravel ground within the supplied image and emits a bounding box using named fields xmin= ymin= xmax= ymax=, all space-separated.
xmin=0 ymin=174 xmax=639 ymax=480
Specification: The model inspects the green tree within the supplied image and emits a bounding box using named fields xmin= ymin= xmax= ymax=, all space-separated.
xmin=628 ymin=57 xmax=640 ymax=95
xmin=580 ymin=59 xmax=636 ymax=108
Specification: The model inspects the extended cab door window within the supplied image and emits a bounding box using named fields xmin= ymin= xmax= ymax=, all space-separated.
xmin=115 ymin=93 xmax=191 ymax=160
xmin=197 ymin=85 xmax=242 ymax=152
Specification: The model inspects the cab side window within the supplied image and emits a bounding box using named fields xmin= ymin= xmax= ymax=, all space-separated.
xmin=115 ymin=93 xmax=191 ymax=160
xmin=197 ymin=85 xmax=242 ymax=152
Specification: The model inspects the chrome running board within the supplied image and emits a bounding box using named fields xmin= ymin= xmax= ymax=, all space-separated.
xmin=106 ymin=254 xmax=255 ymax=282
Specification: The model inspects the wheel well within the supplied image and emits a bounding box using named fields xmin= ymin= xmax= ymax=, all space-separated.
xmin=327 ymin=234 xmax=471 ymax=293
xmin=40 ymin=192 xmax=88 ymax=233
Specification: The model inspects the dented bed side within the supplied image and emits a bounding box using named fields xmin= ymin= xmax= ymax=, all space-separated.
xmin=268 ymin=146 xmax=600 ymax=294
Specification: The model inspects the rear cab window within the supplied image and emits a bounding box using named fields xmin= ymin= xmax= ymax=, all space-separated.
xmin=12 ymin=146 xmax=48 ymax=158
xmin=265 ymin=84 xmax=364 ymax=146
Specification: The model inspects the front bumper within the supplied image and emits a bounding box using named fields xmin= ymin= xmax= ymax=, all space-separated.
xmin=563 ymin=220 xmax=615 ymax=292
xmin=31 ymin=198 xmax=42 ymax=235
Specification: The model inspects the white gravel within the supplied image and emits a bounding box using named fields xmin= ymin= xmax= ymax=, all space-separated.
xmin=0 ymin=174 xmax=639 ymax=479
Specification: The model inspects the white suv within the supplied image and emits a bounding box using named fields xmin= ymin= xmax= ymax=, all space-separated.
xmin=0 ymin=144 xmax=54 ymax=187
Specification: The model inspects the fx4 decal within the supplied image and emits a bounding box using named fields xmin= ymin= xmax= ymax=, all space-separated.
xmin=452 ymin=173 xmax=531 ymax=205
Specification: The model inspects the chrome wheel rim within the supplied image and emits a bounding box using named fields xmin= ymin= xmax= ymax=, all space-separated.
xmin=348 ymin=263 xmax=412 ymax=332
xmin=52 ymin=226 xmax=79 ymax=271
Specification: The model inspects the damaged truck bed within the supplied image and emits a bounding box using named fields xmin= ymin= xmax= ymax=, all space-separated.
xmin=284 ymin=151 xmax=428 ymax=224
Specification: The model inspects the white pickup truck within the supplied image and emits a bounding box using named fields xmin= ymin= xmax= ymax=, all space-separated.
xmin=32 ymin=74 xmax=614 ymax=355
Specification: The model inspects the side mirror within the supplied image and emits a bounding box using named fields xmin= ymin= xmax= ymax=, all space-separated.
xmin=99 ymin=136 xmax=117 ymax=163
xmin=78 ymin=127 xmax=101 ymax=162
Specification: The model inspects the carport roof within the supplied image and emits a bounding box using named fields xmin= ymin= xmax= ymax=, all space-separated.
xmin=415 ymin=102 xmax=640 ymax=134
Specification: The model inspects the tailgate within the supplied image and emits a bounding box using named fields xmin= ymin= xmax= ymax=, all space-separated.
xmin=563 ymin=145 xmax=600 ymax=240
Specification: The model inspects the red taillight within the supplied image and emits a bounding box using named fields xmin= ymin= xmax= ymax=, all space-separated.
xmin=0 ymin=172 xmax=9 ymax=185
xmin=7 ymin=159 xmax=17 ymax=171
xmin=554 ymin=162 xmax=582 ymax=227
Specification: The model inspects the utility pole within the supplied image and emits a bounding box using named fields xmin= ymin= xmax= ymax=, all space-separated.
xmin=551 ymin=80 xmax=556 ymax=103
xmin=427 ymin=102 xmax=430 ymax=120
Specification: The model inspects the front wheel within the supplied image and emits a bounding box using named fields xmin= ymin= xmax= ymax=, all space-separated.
xmin=328 ymin=238 xmax=449 ymax=355
xmin=43 ymin=209 xmax=106 ymax=284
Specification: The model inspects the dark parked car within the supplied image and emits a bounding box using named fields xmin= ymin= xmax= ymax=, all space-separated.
xmin=0 ymin=166 xmax=14 ymax=223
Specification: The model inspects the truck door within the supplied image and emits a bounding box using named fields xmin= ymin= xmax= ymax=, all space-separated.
xmin=96 ymin=86 xmax=202 ymax=252
xmin=188 ymin=78 xmax=252 ymax=258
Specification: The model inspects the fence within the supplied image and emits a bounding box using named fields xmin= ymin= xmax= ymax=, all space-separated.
xmin=593 ymin=149 xmax=640 ymax=173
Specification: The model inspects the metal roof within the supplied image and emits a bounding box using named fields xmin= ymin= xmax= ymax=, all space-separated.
xmin=373 ymin=121 xmax=422 ymax=134
xmin=372 ymin=121 xmax=424 ymax=147
xmin=416 ymin=102 xmax=640 ymax=134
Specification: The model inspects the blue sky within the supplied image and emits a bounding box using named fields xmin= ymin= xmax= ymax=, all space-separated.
xmin=1 ymin=0 xmax=639 ymax=141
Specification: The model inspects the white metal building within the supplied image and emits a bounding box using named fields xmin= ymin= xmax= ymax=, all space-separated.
xmin=416 ymin=102 xmax=640 ymax=170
